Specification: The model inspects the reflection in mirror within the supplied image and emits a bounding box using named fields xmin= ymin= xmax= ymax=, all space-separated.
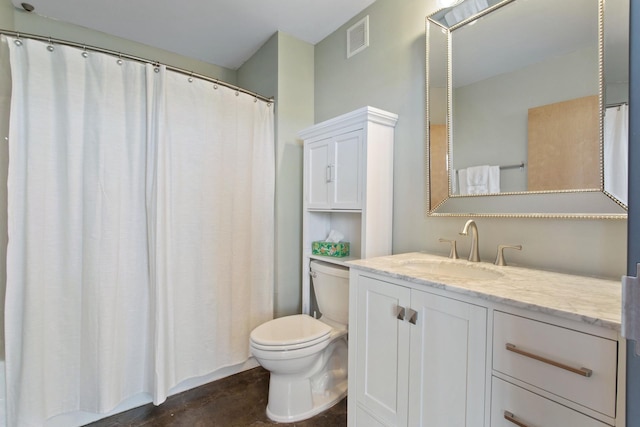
xmin=425 ymin=0 xmax=628 ymax=217
xmin=426 ymin=21 xmax=448 ymax=208
xmin=603 ymin=0 xmax=629 ymax=206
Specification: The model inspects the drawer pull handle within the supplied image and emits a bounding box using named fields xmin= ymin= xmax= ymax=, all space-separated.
xmin=504 ymin=411 xmax=530 ymax=427
xmin=395 ymin=305 xmax=406 ymax=321
xmin=505 ymin=343 xmax=593 ymax=378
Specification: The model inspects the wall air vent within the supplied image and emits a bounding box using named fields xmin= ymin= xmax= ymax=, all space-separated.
xmin=347 ymin=15 xmax=369 ymax=58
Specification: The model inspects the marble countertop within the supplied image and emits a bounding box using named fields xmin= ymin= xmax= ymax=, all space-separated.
xmin=347 ymin=252 xmax=622 ymax=331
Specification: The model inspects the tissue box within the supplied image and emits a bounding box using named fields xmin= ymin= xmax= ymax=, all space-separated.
xmin=312 ymin=241 xmax=350 ymax=257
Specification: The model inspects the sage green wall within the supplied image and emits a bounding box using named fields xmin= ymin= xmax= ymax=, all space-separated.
xmin=0 ymin=0 xmax=13 ymax=29
xmin=238 ymin=32 xmax=315 ymax=317
xmin=314 ymin=0 xmax=627 ymax=279
xmin=271 ymin=33 xmax=314 ymax=316
xmin=1 ymin=0 xmax=236 ymax=82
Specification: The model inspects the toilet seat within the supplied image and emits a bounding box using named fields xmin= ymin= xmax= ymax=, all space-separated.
xmin=250 ymin=314 xmax=332 ymax=351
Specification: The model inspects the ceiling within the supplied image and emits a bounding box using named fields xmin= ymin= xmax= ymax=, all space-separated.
xmin=12 ymin=0 xmax=376 ymax=70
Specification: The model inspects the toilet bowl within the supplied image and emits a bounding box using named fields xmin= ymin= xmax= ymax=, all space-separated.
xmin=249 ymin=260 xmax=349 ymax=423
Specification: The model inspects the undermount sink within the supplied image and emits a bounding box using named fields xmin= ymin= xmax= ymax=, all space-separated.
xmin=399 ymin=259 xmax=504 ymax=280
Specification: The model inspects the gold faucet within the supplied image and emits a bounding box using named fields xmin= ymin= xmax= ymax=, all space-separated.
xmin=459 ymin=219 xmax=480 ymax=262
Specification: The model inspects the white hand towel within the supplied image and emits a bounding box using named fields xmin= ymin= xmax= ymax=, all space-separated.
xmin=466 ymin=165 xmax=490 ymax=194
xmin=458 ymin=169 xmax=468 ymax=195
xmin=487 ymin=165 xmax=500 ymax=193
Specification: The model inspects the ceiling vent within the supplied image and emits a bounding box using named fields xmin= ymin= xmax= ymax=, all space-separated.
xmin=347 ymin=15 xmax=369 ymax=58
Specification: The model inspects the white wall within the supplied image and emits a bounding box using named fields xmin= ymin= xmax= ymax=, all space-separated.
xmin=314 ymin=0 xmax=627 ymax=279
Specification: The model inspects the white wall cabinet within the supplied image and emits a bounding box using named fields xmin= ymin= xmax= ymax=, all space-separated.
xmin=348 ymin=268 xmax=625 ymax=427
xmin=352 ymin=274 xmax=487 ymax=427
xmin=298 ymin=107 xmax=397 ymax=314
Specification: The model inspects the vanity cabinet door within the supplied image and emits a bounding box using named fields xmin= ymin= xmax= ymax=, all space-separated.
xmin=355 ymin=275 xmax=411 ymax=427
xmin=305 ymin=130 xmax=363 ymax=210
xmin=408 ymin=291 xmax=487 ymax=427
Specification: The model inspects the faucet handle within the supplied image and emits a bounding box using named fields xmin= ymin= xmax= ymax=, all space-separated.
xmin=438 ymin=238 xmax=459 ymax=259
xmin=495 ymin=244 xmax=522 ymax=266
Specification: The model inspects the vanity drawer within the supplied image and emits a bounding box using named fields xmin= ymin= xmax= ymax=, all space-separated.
xmin=490 ymin=377 xmax=609 ymax=427
xmin=492 ymin=311 xmax=617 ymax=417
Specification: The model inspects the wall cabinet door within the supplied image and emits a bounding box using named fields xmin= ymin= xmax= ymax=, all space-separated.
xmin=355 ymin=275 xmax=411 ymax=426
xmin=307 ymin=139 xmax=331 ymax=208
xmin=306 ymin=130 xmax=362 ymax=210
xmin=408 ymin=290 xmax=487 ymax=427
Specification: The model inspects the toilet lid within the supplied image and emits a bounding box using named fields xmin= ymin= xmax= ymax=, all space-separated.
xmin=250 ymin=314 xmax=332 ymax=348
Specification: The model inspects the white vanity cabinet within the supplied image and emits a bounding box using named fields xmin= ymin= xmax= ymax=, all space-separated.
xmin=347 ymin=254 xmax=626 ymax=427
xmin=298 ymin=107 xmax=397 ymax=315
xmin=350 ymin=273 xmax=487 ymax=427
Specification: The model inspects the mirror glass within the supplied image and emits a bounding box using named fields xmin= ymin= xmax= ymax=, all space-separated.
xmin=426 ymin=0 xmax=628 ymax=218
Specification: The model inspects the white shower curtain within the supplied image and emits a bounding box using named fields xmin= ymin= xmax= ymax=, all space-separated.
xmin=3 ymin=36 xmax=274 ymax=426
xmin=148 ymin=66 xmax=275 ymax=403
xmin=604 ymin=104 xmax=628 ymax=205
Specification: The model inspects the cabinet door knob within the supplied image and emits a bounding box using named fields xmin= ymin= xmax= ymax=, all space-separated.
xmin=395 ymin=305 xmax=406 ymax=321
xmin=407 ymin=308 xmax=418 ymax=325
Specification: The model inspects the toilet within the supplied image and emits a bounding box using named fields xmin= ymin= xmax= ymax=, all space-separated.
xmin=249 ymin=260 xmax=349 ymax=423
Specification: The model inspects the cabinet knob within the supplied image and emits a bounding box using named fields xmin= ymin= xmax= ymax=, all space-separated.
xmin=407 ymin=308 xmax=418 ymax=325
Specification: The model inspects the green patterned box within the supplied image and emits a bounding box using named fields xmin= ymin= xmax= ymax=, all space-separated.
xmin=311 ymin=241 xmax=350 ymax=257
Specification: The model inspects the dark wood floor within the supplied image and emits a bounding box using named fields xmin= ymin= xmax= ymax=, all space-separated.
xmin=85 ymin=367 xmax=347 ymax=427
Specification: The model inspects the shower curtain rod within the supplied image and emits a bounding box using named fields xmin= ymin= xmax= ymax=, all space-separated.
xmin=0 ymin=29 xmax=275 ymax=104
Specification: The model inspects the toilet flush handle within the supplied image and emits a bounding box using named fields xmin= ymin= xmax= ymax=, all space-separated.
xmin=310 ymin=270 xmax=317 ymax=278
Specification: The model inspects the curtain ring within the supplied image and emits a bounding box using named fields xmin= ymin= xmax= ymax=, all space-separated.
xmin=116 ymin=53 xmax=123 ymax=65
xmin=235 ymin=91 xmax=239 ymax=97
xmin=188 ymin=72 xmax=194 ymax=83
xmin=153 ymin=61 xmax=160 ymax=73
xmin=46 ymin=37 xmax=54 ymax=52
xmin=213 ymin=80 xmax=219 ymax=90
xmin=81 ymin=46 xmax=88 ymax=58
xmin=14 ymin=33 xmax=23 ymax=46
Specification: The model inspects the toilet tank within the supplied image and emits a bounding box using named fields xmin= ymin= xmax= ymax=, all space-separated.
xmin=310 ymin=260 xmax=350 ymax=327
